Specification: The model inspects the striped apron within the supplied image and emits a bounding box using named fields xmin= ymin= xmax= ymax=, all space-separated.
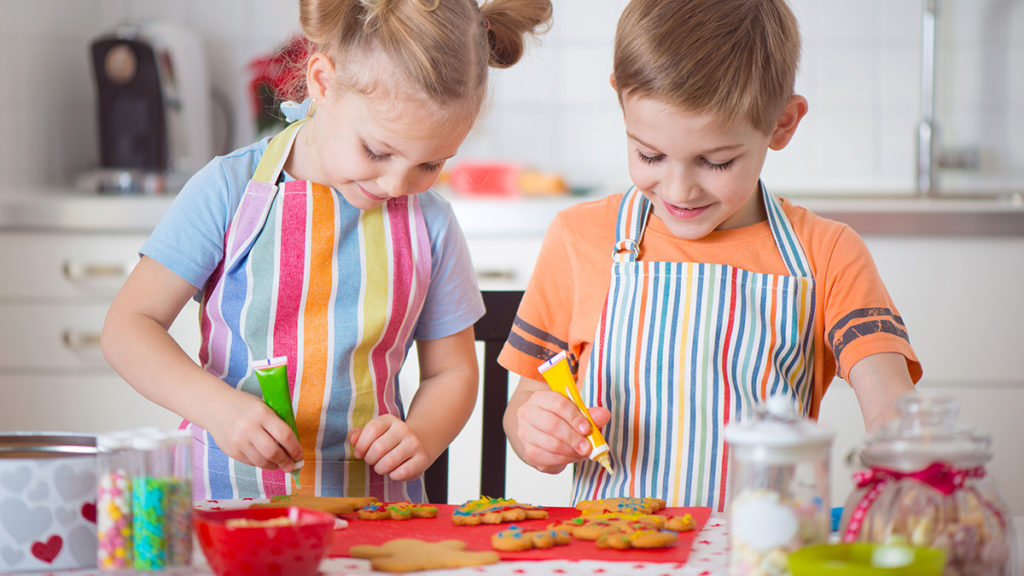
xmin=572 ymin=184 xmax=816 ymax=511
xmin=186 ymin=120 xmax=432 ymax=501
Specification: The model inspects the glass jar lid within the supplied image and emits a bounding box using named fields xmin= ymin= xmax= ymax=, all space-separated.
xmin=859 ymin=394 xmax=991 ymax=470
xmin=724 ymin=395 xmax=834 ymax=457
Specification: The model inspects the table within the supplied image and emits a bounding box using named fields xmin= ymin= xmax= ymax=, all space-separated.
xmin=27 ymin=515 xmax=1024 ymax=575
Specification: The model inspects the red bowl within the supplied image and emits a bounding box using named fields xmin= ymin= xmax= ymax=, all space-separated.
xmin=193 ymin=506 xmax=335 ymax=576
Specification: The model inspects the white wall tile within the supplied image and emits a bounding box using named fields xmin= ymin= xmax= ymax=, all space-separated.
xmin=1 ymin=0 xmax=1021 ymax=195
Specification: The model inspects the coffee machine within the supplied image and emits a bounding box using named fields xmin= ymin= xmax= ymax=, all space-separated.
xmin=83 ymin=21 xmax=213 ymax=194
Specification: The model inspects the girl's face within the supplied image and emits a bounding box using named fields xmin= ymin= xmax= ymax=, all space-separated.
xmin=621 ymin=94 xmax=772 ymax=239
xmin=297 ymin=54 xmax=476 ymax=210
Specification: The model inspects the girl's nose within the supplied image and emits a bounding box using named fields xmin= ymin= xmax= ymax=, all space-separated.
xmin=379 ymin=172 xmax=412 ymax=198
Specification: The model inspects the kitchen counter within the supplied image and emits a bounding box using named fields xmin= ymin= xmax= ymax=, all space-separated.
xmin=2 ymin=187 xmax=1024 ymax=236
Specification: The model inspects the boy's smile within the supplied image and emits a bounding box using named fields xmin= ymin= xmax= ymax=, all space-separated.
xmin=621 ymin=93 xmax=773 ymax=239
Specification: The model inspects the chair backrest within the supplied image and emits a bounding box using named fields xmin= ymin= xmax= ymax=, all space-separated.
xmin=423 ymin=290 xmax=523 ymax=504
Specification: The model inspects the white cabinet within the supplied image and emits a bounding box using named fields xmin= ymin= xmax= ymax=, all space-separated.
xmin=0 ymin=231 xmax=198 ymax=433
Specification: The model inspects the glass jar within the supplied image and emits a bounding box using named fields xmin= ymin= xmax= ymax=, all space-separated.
xmin=724 ymin=396 xmax=835 ymax=576
xmin=96 ymin=431 xmax=136 ymax=570
xmin=840 ymin=395 xmax=1016 ymax=576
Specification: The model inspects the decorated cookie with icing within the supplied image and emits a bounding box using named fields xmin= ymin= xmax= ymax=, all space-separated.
xmin=452 ymin=496 xmax=547 ymax=526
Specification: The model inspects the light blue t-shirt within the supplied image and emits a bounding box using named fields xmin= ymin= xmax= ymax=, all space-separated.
xmin=142 ymin=138 xmax=484 ymax=341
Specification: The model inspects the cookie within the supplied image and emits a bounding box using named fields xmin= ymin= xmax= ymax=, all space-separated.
xmin=251 ymin=495 xmax=379 ymax=514
xmin=575 ymin=496 xmax=666 ymax=515
xmin=349 ymin=538 xmax=500 ymax=572
xmin=596 ymin=528 xmax=678 ymax=549
xmin=665 ymin=513 xmax=696 ymax=532
xmin=491 ymin=525 xmax=571 ymax=551
xmin=452 ymin=496 xmax=548 ymax=526
xmin=357 ymin=501 xmax=439 ymax=520
xmin=555 ymin=513 xmax=679 ymax=549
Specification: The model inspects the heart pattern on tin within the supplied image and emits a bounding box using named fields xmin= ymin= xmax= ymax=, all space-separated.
xmin=30 ymin=535 xmax=62 ymax=564
xmin=1 ymin=545 xmax=25 ymax=567
xmin=66 ymin=524 xmax=97 ymax=567
xmin=0 ymin=466 xmax=32 ymax=495
xmin=0 ymin=498 xmax=52 ymax=545
xmin=25 ymin=482 xmax=50 ymax=501
xmin=80 ymin=502 xmax=96 ymax=524
xmin=52 ymin=464 xmax=94 ymax=502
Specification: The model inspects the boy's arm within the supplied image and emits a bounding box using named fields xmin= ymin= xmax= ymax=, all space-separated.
xmin=504 ymin=375 xmax=611 ymax=474
xmin=847 ymin=352 xmax=916 ymax=433
xmin=350 ymin=326 xmax=478 ymax=481
xmin=101 ymin=255 xmax=302 ymax=471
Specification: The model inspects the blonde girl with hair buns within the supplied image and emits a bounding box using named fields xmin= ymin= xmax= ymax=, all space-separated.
xmin=102 ymin=0 xmax=553 ymax=501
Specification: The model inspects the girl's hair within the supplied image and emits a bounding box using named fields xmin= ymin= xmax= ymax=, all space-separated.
xmin=299 ymin=0 xmax=552 ymax=108
xmin=613 ymin=0 xmax=800 ymax=134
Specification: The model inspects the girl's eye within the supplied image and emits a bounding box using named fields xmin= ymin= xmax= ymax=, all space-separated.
xmin=636 ymin=150 xmax=664 ymax=165
xmin=700 ymin=157 xmax=734 ymax=171
xmin=420 ymin=162 xmax=443 ymax=173
xmin=363 ymin=144 xmax=388 ymax=162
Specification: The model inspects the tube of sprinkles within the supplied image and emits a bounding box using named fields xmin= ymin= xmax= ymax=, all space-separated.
xmin=253 ymin=357 xmax=303 ymax=488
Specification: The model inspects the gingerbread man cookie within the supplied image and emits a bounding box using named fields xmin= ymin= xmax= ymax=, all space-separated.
xmin=452 ymin=496 xmax=548 ymax=525
xmin=349 ymin=538 xmax=500 ymax=572
xmin=491 ymin=525 xmax=572 ymax=551
xmin=555 ymin=514 xmax=679 ymax=549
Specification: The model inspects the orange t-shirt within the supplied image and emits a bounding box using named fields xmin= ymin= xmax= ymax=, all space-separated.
xmin=498 ymin=193 xmax=922 ymax=417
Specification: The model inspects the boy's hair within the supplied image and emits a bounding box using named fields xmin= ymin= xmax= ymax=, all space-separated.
xmin=613 ymin=0 xmax=800 ymax=134
xmin=300 ymin=0 xmax=552 ymax=109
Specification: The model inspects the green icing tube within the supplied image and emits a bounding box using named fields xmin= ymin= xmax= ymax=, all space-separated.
xmin=254 ymin=356 xmax=303 ymax=488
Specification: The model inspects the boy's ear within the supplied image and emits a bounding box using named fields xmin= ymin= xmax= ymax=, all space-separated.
xmin=768 ymin=95 xmax=808 ymax=150
xmin=609 ymin=73 xmax=617 ymax=91
xmin=306 ymin=52 xmax=335 ymax=102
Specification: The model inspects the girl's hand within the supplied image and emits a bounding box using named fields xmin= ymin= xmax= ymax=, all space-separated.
xmin=348 ymin=415 xmax=429 ymax=482
xmin=206 ymin=391 xmax=303 ymax=472
xmin=511 ymin=388 xmax=611 ymax=474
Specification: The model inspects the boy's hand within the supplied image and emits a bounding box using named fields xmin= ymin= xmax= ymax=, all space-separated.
xmin=512 ymin=389 xmax=611 ymax=474
xmin=206 ymin=391 xmax=303 ymax=472
xmin=348 ymin=414 xmax=429 ymax=482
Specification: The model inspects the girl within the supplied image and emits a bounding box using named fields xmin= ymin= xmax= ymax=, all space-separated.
xmin=102 ymin=0 xmax=553 ymax=501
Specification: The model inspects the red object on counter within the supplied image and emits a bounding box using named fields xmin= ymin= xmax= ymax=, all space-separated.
xmin=330 ymin=504 xmax=711 ymax=563
xmin=448 ymin=162 xmax=523 ymax=197
xmin=194 ymin=506 xmax=335 ymax=576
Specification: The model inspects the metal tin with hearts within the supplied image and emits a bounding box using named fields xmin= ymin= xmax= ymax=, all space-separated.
xmin=0 ymin=432 xmax=98 ymax=572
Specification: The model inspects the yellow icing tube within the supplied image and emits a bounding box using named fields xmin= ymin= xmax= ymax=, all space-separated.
xmin=538 ymin=350 xmax=614 ymax=475
xmin=253 ymin=356 xmax=303 ymax=488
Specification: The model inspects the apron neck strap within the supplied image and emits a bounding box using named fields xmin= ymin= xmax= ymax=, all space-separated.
xmin=251 ymin=120 xmax=308 ymax=185
xmin=612 ymin=181 xmax=811 ymax=277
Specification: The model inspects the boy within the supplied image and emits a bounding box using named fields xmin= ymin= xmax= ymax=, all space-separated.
xmin=499 ymin=0 xmax=920 ymax=510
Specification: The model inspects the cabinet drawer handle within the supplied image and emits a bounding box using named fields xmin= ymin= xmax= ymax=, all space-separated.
xmin=62 ymin=329 xmax=102 ymax=351
xmin=476 ymin=269 xmax=518 ymax=282
xmin=61 ymin=260 xmax=131 ymax=281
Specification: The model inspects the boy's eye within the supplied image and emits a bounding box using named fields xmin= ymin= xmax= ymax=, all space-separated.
xmin=363 ymin=143 xmax=388 ymax=162
xmin=420 ymin=161 xmax=443 ymax=173
xmin=700 ymin=157 xmax=734 ymax=171
xmin=636 ymin=150 xmax=664 ymax=165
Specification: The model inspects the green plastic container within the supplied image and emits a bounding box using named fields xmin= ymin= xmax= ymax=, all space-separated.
xmin=789 ymin=543 xmax=946 ymax=576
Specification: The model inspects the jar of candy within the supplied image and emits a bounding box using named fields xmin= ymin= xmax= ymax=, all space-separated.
xmin=96 ymin=431 xmax=136 ymax=570
xmin=724 ymin=395 xmax=835 ymax=576
xmin=131 ymin=429 xmax=194 ymax=570
xmin=840 ymin=394 xmax=1016 ymax=576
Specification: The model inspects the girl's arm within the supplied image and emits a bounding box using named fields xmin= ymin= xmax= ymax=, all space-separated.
xmin=504 ymin=376 xmax=611 ymax=474
xmin=348 ymin=326 xmax=479 ymax=481
xmin=847 ymin=351 xmax=917 ymax=433
xmin=101 ymin=256 xmax=302 ymax=471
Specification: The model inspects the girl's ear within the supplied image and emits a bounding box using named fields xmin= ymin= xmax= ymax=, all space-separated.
xmin=768 ymin=95 xmax=808 ymax=151
xmin=306 ymin=52 xmax=336 ymax=102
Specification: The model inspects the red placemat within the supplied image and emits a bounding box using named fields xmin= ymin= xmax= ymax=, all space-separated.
xmin=329 ymin=505 xmax=711 ymax=563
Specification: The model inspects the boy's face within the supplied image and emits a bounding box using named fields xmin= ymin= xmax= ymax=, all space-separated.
xmin=621 ymin=93 xmax=772 ymax=240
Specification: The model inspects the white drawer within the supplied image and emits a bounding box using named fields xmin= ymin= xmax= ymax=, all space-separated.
xmin=0 ymin=301 xmax=201 ymax=370
xmin=0 ymin=373 xmax=182 ymax=433
xmin=0 ymin=232 xmax=145 ymax=300
xmin=467 ymin=237 xmax=543 ymax=290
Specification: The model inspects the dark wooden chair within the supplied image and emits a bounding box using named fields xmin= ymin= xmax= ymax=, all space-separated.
xmin=423 ymin=290 xmax=524 ymax=504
